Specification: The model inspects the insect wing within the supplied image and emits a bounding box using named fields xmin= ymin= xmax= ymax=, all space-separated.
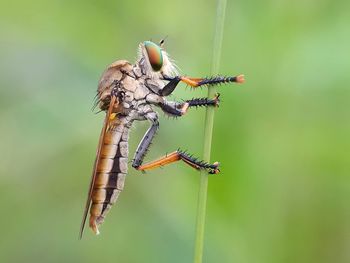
xmin=79 ymin=95 xmax=118 ymax=239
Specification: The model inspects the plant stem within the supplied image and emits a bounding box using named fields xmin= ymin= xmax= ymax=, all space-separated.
xmin=193 ymin=0 xmax=227 ymax=262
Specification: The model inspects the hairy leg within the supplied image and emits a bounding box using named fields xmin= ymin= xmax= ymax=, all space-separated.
xmin=159 ymin=93 xmax=220 ymax=117
xmin=160 ymin=74 xmax=244 ymax=96
xmin=136 ymin=149 xmax=220 ymax=174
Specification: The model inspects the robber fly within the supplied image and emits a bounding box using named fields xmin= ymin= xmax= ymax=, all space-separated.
xmin=79 ymin=39 xmax=244 ymax=238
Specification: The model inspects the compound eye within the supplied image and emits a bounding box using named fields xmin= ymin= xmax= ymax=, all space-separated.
xmin=144 ymin=41 xmax=163 ymax=71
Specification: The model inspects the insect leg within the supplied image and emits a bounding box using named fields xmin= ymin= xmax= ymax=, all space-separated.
xmin=162 ymin=74 xmax=244 ymax=92
xmin=159 ymin=76 xmax=181 ymax=96
xmin=136 ymin=150 xmax=220 ymax=174
xmin=159 ymin=100 xmax=190 ymax=117
xmin=132 ymin=111 xmax=159 ymax=169
xmin=159 ymin=93 xmax=220 ymax=117
xmin=180 ymin=75 xmax=245 ymax=87
xmin=185 ymin=93 xmax=221 ymax=107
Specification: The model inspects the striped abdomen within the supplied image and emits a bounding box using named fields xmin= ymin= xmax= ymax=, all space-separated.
xmin=89 ymin=123 xmax=129 ymax=234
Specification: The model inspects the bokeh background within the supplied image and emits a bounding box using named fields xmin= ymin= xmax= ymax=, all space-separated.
xmin=0 ymin=0 xmax=349 ymax=262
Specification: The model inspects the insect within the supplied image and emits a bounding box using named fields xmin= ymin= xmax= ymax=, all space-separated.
xmin=79 ymin=39 xmax=244 ymax=238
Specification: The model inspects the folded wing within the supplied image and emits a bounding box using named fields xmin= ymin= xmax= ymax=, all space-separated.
xmin=80 ymin=96 xmax=130 ymax=238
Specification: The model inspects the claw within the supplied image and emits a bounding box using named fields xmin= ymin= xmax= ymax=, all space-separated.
xmin=213 ymin=93 xmax=221 ymax=107
xmin=236 ymin=74 xmax=245 ymax=84
xmin=208 ymin=161 xmax=220 ymax=174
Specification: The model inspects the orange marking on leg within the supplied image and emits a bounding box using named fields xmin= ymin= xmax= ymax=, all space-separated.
xmin=137 ymin=151 xmax=180 ymax=171
xmin=180 ymin=77 xmax=203 ymax=87
xmin=180 ymin=102 xmax=189 ymax=115
xmin=236 ymin=74 xmax=245 ymax=83
xmin=188 ymin=77 xmax=204 ymax=82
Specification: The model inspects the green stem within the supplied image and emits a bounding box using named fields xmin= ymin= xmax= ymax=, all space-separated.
xmin=193 ymin=0 xmax=227 ymax=262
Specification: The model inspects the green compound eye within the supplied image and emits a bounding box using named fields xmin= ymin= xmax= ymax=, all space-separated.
xmin=144 ymin=41 xmax=163 ymax=71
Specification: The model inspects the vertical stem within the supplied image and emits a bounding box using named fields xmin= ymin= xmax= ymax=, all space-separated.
xmin=193 ymin=0 xmax=227 ymax=263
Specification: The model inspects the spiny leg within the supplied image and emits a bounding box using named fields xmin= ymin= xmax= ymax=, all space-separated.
xmin=136 ymin=150 xmax=220 ymax=174
xmin=132 ymin=111 xmax=159 ymax=169
xmin=132 ymin=98 xmax=221 ymax=173
xmin=185 ymin=93 xmax=220 ymax=108
xmin=160 ymin=74 xmax=244 ymax=96
xmin=180 ymin=75 xmax=245 ymax=87
xmin=159 ymin=93 xmax=221 ymax=117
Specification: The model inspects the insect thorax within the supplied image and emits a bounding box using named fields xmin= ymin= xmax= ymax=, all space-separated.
xmin=97 ymin=45 xmax=177 ymax=115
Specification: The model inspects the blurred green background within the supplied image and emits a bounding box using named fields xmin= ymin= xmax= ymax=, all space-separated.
xmin=0 ymin=0 xmax=349 ymax=262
